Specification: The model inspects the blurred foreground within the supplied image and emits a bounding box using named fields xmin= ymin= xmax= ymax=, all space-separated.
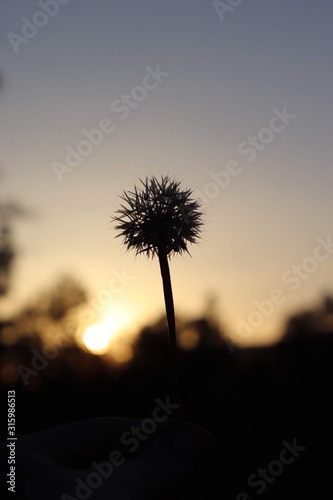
xmin=1 ymin=287 xmax=332 ymax=498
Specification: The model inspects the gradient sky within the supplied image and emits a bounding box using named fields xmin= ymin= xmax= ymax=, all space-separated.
xmin=1 ymin=0 xmax=332 ymax=347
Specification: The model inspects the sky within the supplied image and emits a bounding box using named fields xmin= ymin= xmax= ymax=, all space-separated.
xmin=0 ymin=0 xmax=332 ymax=349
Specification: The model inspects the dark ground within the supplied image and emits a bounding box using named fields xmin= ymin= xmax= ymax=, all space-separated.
xmin=1 ymin=316 xmax=333 ymax=499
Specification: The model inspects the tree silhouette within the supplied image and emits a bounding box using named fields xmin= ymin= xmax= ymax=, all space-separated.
xmin=0 ymin=200 xmax=28 ymax=296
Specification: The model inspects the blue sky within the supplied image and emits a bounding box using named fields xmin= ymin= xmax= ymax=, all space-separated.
xmin=1 ymin=0 xmax=332 ymax=347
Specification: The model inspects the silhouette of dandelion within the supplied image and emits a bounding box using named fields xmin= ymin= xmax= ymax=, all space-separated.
xmin=112 ymin=175 xmax=203 ymax=413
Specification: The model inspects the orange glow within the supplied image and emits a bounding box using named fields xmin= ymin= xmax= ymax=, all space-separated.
xmin=179 ymin=327 xmax=200 ymax=350
xmin=83 ymin=323 xmax=113 ymax=354
xmin=81 ymin=307 xmax=136 ymax=359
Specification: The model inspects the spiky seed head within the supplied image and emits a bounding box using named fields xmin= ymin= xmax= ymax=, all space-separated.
xmin=112 ymin=175 xmax=203 ymax=258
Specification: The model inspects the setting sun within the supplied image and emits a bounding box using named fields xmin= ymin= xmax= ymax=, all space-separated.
xmin=81 ymin=307 xmax=136 ymax=361
xmin=83 ymin=323 xmax=113 ymax=354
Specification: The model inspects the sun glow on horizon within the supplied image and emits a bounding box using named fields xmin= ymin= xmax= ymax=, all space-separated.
xmin=83 ymin=323 xmax=113 ymax=354
xmin=81 ymin=308 xmax=136 ymax=361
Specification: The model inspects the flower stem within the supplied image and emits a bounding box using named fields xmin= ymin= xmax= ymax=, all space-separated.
xmin=158 ymin=248 xmax=182 ymax=418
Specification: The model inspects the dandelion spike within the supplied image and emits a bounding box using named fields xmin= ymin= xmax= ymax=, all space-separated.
xmin=111 ymin=175 xmax=203 ymax=418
